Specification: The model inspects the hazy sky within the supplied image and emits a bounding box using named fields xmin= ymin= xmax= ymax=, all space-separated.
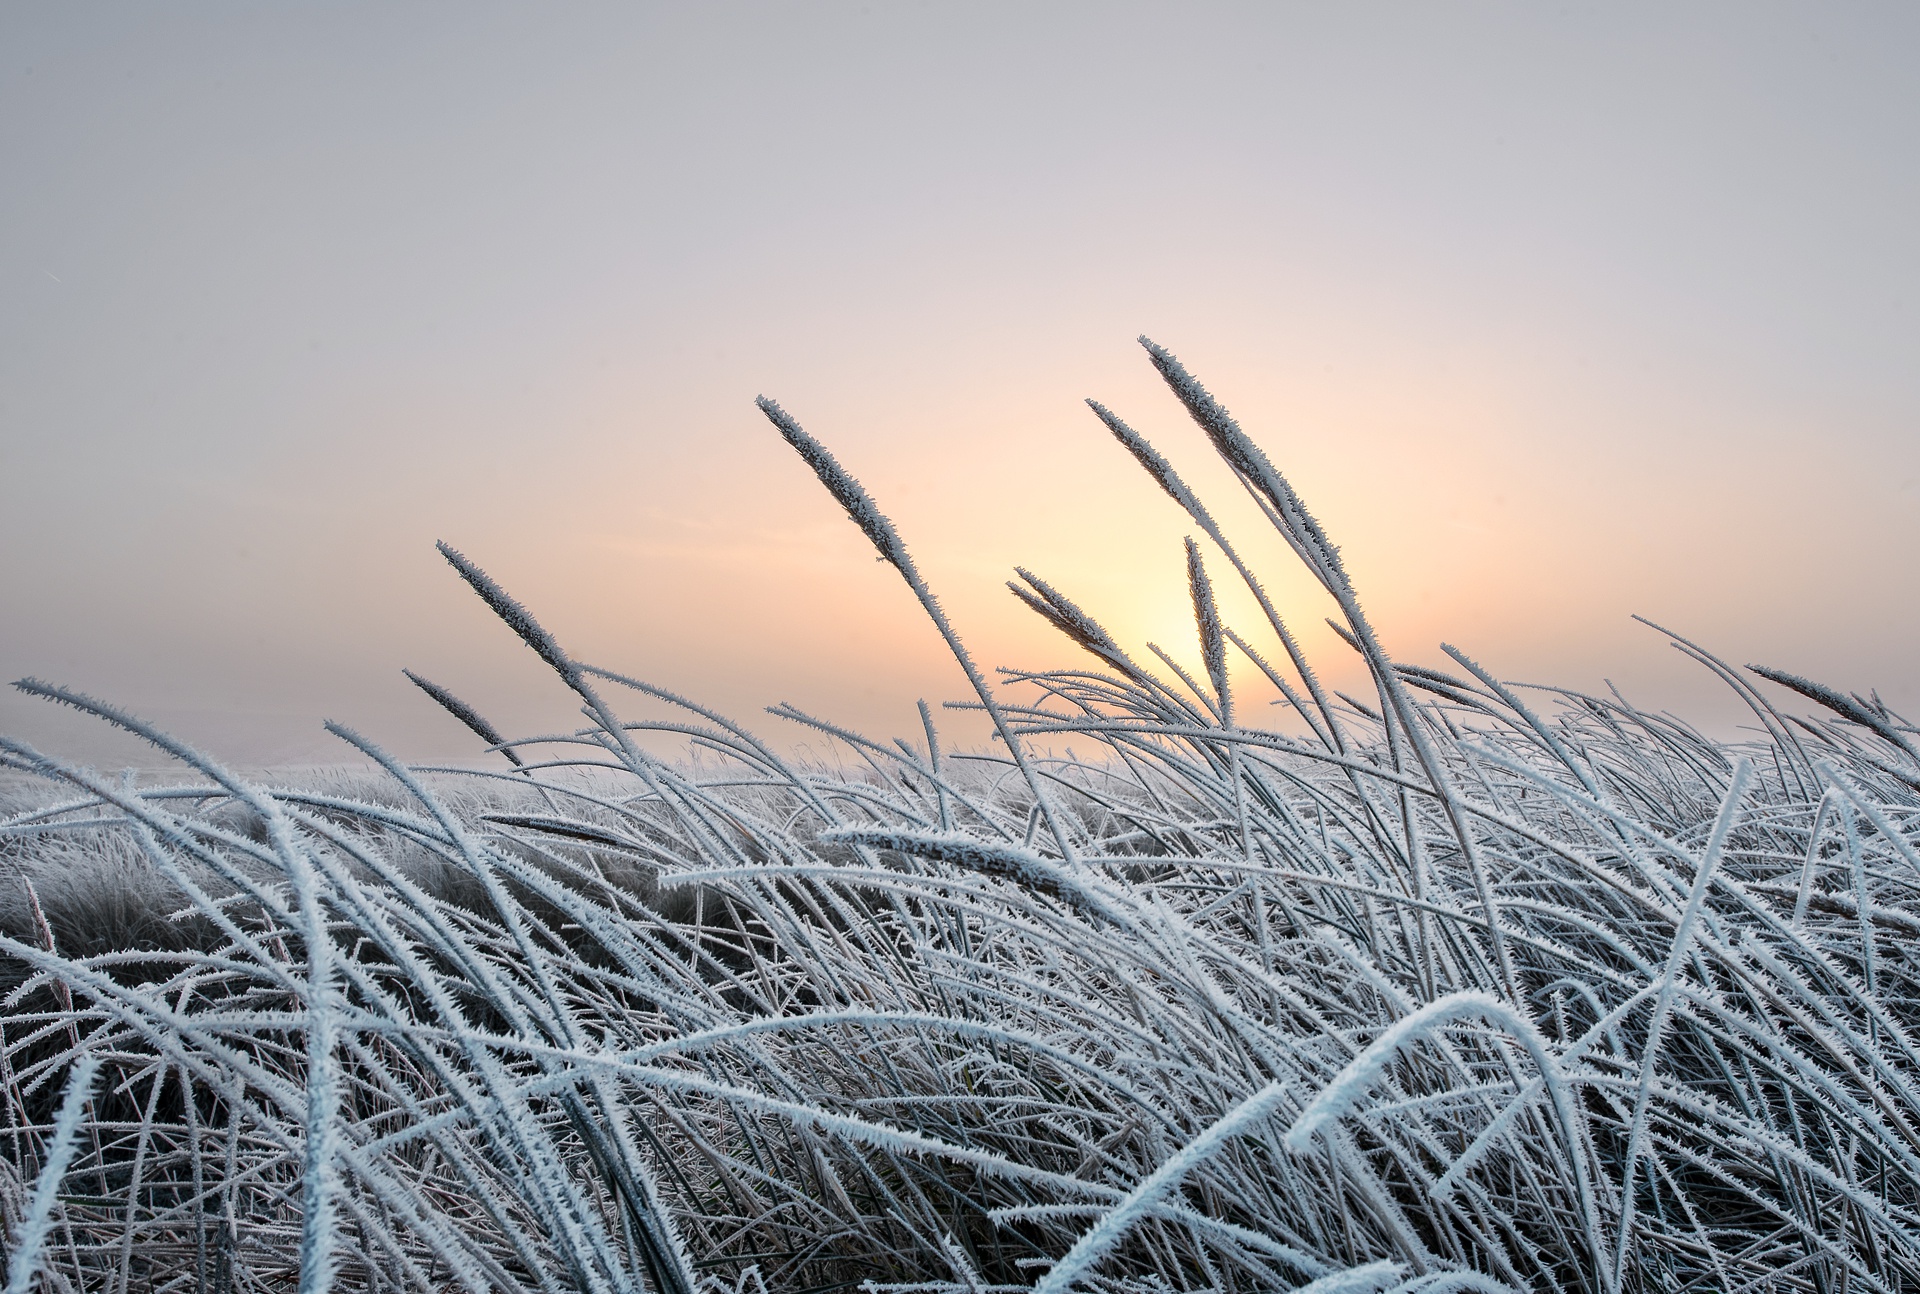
xmin=3 ymin=4 xmax=1917 ymax=769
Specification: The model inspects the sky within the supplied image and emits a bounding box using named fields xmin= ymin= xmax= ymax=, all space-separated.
xmin=2 ymin=4 xmax=1917 ymax=770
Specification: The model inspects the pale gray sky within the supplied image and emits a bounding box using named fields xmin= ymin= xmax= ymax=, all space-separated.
xmin=3 ymin=4 xmax=1916 ymax=768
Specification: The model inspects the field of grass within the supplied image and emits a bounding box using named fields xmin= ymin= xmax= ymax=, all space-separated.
xmin=3 ymin=339 xmax=1917 ymax=1294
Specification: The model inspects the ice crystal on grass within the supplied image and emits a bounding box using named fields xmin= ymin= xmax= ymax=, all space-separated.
xmin=4 ymin=342 xmax=1920 ymax=1294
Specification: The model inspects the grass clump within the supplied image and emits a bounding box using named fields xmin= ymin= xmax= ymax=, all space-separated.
xmin=2 ymin=338 xmax=1918 ymax=1294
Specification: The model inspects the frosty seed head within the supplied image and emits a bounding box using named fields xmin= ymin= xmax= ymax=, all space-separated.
xmin=756 ymin=395 xmax=910 ymax=573
xmin=402 ymin=668 xmax=523 ymax=765
xmin=436 ymin=541 xmax=579 ymax=684
xmin=1184 ymin=537 xmax=1228 ymax=717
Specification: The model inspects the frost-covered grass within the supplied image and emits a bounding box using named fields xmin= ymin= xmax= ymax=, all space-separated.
xmin=3 ymin=338 xmax=1919 ymax=1294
